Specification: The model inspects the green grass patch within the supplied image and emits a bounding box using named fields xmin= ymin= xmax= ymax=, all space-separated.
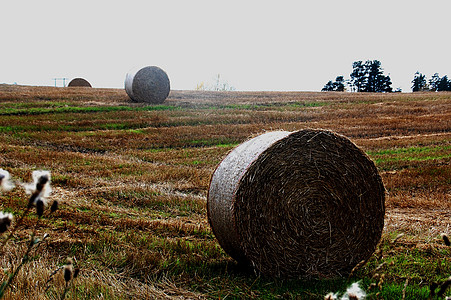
xmin=187 ymin=139 xmax=240 ymax=147
xmin=368 ymin=145 xmax=451 ymax=164
xmin=0 ymin=104 xmax=178 ymax=116
xmin=216 ymin=142 xmax=239 ymax=148
xmin=352 ymin=233 xmax=451 ymax=299
xmin=368 ymin=145 xmax=451 ymax=156
xmin=376 ymin=282 xmax=430 ymax=299
xmin=0 ymin=100 xmax=76 ymax=109
xmin=373 ymin=154 xmax=451 ymax=164
xmin=0 ymin=121 xmax=156 ymax=133
xmin=285 ymin=101 xmax=329 ymax=108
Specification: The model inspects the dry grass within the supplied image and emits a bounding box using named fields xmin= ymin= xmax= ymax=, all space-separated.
xmin=0 ymin=84 xmax=450 ymax=298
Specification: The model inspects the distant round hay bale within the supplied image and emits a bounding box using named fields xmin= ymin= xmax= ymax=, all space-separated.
xmin=68 ymin=78 xmax=92 ymax=87
xmin=124 ymin=66 xmax=170 ymax=104
xmin=208 ymin=129 xmax=385 ymax=278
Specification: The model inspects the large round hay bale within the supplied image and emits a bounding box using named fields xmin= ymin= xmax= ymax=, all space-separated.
xmin=68 ymin=78 xmax=92 ymax=87
xmin=124 ymin=66 xmax=170 ymax=104
xmin=208 ymin=129 xmax=385 ymax=278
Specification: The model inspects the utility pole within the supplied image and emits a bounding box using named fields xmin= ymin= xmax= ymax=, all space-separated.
xmin=52 ymin=78 xmax=69 ymax=87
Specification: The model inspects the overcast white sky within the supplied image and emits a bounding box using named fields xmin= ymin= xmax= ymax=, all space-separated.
xmin=1 ymin=1 xmax=450 ymax=92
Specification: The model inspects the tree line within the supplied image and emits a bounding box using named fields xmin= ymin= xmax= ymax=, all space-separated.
xmin=322 ymin=60 xmax=393 ymax=93
xmin=322 ymin=60 xmax=451 ymax=92
xmin=411 ymin=72 xmax=451 ymax=92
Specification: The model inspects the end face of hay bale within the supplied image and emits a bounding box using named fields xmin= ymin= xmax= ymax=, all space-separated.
xmin=68 ymin=78 xmax=92 ymax=87
xmin=208 ymin=129 xmax=385 ymax=278
xmin=124 ymin=66 xmax=170 ymax=104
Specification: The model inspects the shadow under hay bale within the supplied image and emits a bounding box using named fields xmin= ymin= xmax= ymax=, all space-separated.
xmin=68 ymin=78 xmax=92 ymax=87
xmin=124 ymin=66 xmax=170 ymax=104
xmin=207 ymin=129 xmax=385 ymax=278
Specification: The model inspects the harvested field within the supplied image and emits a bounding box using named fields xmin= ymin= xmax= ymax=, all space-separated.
xmin=0 ymin=84 xmax=450 ymax=299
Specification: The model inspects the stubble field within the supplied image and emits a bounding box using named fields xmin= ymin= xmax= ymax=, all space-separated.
xmin=0 ymin=84 xmax=450 ymax=299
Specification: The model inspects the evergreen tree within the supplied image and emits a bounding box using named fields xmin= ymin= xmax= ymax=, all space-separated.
xmin=322 ymin=80 xmax=335 ymax=91
xmin=321 ymin=76 xmax=345 ymax=92
xmin=429 ymin=73 xmax=441 ymax=91
xmin=350 ymin=61 xmax=366 ymax=92
xmin=350 ymin=60 xmax=392 ymax=93
xmin=333 ymin=76 xmax=345 ymax=91
xmin=437 ymin=75 xmax=450 ymax=91
xmin=411 ymin=72 xmax=427 ymax=92
xmin=376 ymin=74 xmax=393 ymax=93
xmin=364 ymin=60 xmax=383 ymax=92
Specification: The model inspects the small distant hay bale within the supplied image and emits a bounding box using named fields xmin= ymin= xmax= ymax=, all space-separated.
xmin=68 ymin=78 xmax=92 ymax=87
xmin=124 ymin=66 xmax=170 ymax=104
xmin=207 ymin=129 xmax=385 ymax=278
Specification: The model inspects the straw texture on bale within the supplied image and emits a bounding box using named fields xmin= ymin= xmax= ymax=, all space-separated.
xmin=68 ymin=78 xmax=92 ymax=87
xmin=125 ymin=66 xmax=170 ymax=104
xmin=208 ymin=129 xmax=385 ymax=278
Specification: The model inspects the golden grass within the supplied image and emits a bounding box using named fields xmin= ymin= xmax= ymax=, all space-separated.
xmin=0 ymin=84 xmax=450 ymax=298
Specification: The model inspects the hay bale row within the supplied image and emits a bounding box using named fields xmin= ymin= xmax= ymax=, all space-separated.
xmin=125 ymin=66 xmax=170 ymax=104
xmin=66 ymin=65 xmax=171 ymax=104
xmin=208 ymin=129 xmax=385 ymax=278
